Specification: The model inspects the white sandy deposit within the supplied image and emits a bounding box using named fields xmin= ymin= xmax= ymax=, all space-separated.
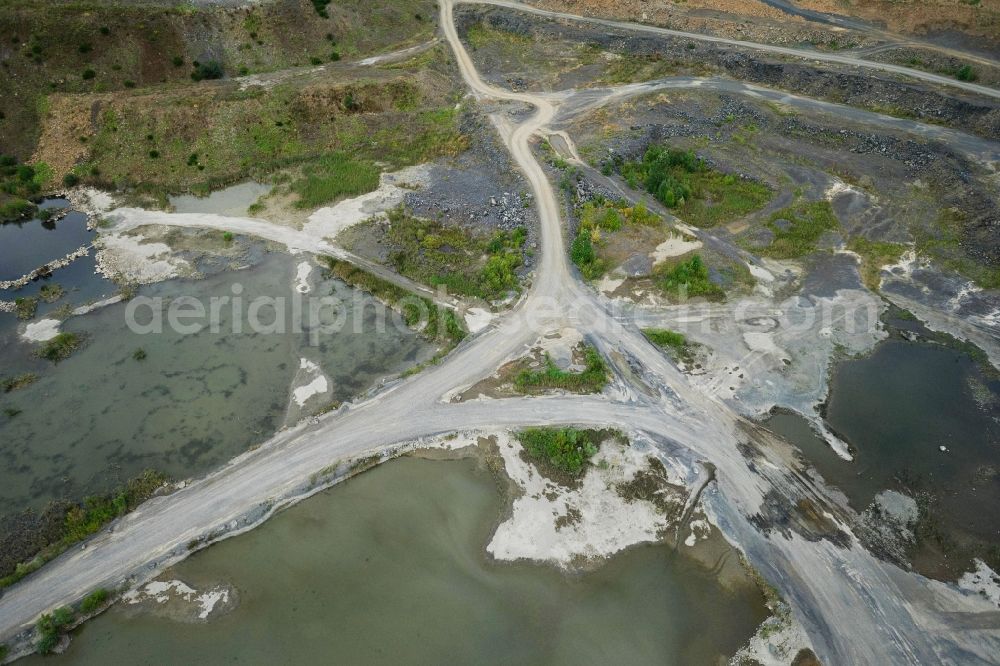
xmin=486 ymin=431 xmax=681 ymax=568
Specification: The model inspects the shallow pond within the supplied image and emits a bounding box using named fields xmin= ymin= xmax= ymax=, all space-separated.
xmin=767 ymin=333 xmax=1000 ymax=572
xmin=0 ymin=250 xmax=433 ymax=515
xmin=0 ymin=201 xmax=94 ymax=281
xmin=168 ymin=182 xmax=272 ymax=217
xmin=28 ymin=456 xmax=769 ymax=665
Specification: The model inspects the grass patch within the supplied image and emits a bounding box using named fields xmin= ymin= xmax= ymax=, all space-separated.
xmin=514 ymin=344 xmax=608 ymax=394
xmin=517 ymin=427 xmax=623 ymax=482
xmin=319 ymin=256 xmax=466 ymax=346
xmin=2 ymin=373 xmax=38 ymax=393
xmin=36 ymin=331 xmax=82 ymax=362
xmin=642 ymin=328 xmax=696 ymax=365
xmin=619 ymin=146 xmax=771 ymax=227
xmin=757 ymin=200 xmax=839 ymax=259
xmin=14 ymin=296 xmax=38 ymax=320
xmin=955 ymin=64 xmax=978 ymax=82
xmin=655 ymin=254 xmax=725 ymax=301
xmin=290 ymin=152 xmax=380 ymax=209
xmin=383 ymin=207 xmax=527 ymax=301
xmin=847 ymin=237 xmax=907 ymax=291
xmin=39 ymin=283 xmax=65 ymax=303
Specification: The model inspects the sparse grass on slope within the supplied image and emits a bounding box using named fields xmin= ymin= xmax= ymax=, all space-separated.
xmin=39 ymin=68 xmax=466 ymax=204
xmin=0 ymin=0 xmax=438 ymax=159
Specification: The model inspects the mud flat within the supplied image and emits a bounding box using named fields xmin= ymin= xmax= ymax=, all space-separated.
xmin=22 ymin=456 xmax=769 ymax=665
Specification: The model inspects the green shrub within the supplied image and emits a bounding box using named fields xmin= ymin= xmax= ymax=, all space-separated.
xmin=955 ymin=64 xmax=977 ymax=82
xmin=132 ymin=348 xmax=147 ymax=361
xmin=517 ymin=427 xmax=604 ymax=477
xmin=514 ymin=345 xmax=608 ymax=394
xmin=191 ymin=60 xmax=223 ymax=81
xmin=171 ymin=55 xmax=184 ymax=67
xmin=36 ymin=630 xmax=59 ymax=655
xmin=570 ymin=229 xmax=607 ymax=279
xmin=657 ymin=254 xmax=724 ymax=300
xmin=82 ymin=68 xmax=96 ymax=80
xmin=52 ymin=606 xmax=74 ymax=627
xmin=80 ymin=588 xmax=109 ymax=613
xmin=62 ymin=173 xmax=79 ymax=187
xmin=311 ymin=0 xmax=332 ymax=18
xmin=0 ymin=198 xmax=36 ymax=220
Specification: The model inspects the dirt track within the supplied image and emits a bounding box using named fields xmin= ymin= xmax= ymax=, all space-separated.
xmin=1 ymin=1 xmax=999 ymax=662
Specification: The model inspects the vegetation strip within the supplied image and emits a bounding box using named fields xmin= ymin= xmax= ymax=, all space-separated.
xmin=643 ymin=328 xmax=697 ymax=365
xmin=0 ymin=471 xmax=168 ymax=591
xmin=318 ymin=256 xmax=466 ymax=346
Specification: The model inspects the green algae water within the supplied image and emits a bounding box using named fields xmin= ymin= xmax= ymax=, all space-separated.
xmin=0 ymin=250 xmax=432 ymax=515
xmin=27 ymin=456 xmax=768 ymax=665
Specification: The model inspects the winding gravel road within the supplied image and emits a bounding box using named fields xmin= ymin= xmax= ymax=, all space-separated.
xmin=1 ymin=1 xmax=998 ymax=663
